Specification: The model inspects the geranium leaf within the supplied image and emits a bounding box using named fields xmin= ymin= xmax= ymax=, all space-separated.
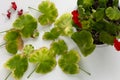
xmin=29 ymin=47 xmax=56 ymax=74
xmin=43 ymin=27 xmax=61 ymax=40
xmin=13 ymin=14 xmax=37 ymax=38
xmin=4 ymin=30 xmax=20 ymax=42
xmin=58 ymin=50 xmax=80 ymax=74
xmin=50 ymin=40 xmax=68 ymax=55
xmin=5 ymin=41 xmax=18 ymax=54
xmin=38 ymin=0 xmax=58 ymax=25
xmin=99 ymin=31 xmax=115 ymax=45
xmin=23 ymin=44 xmax=34 ymax=55
xmin=71 ymin=30 xmax=96 ymax=57
xmin=4 ymin=54 xmax=28 ymax=80
xmin=106 ymin=7 xmax=120 ymax=20
xmin=54 ymin=13 xmax=74 ymax=36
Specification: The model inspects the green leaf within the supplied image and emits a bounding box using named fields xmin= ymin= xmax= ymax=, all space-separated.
xmin=13 ymin=14 xmax=37 ymax=30
xmin=54 ymin=13 xmax=74 ymax=36
xmin=43 ymin=27 xmax=61 ymax=40
xmin=5 ymin=41 xmax=18 ymax=54
xmin=71 ymin=30 xmax=95 ymax=57
xmin=99 ymin=31 xmax=115 ymax=45
xmin=29 ymin=47 xmax=56 ymax=74
xmin=13 ymin=14 xmax=37 ymax=38
xmin=106 ymin=7 xmax=120 ymax=20
xmin=93 ymin=8 xmax=105 ymax=21
xmin=4 ymin=30 xmax=20 ymax=42
xmin=99 ymin=0 xmax=108 ymax=8
xmin=4 ymin=54 xmax=28 ymax=79
xmin=20 ymin=21 xmax=37 ymax=38
xmin=58 ymin=50 xmax=80 ymax=74
xmin=38 ymin=0 xmax=58 ymax=25
xmin=23 ymin=44 xmax=34 ymax=55
xmin=50 ymin=40 xmax=68 ymax=55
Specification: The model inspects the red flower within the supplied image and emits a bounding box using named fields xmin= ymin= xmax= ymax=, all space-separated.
xmin=71 ymin=10 xmax=82 ymax=28
xmin=17 ymin=9 xmax=23 ymax=16
xmin=114 ymin=38 xmax=120 ymax=51
xmin=6 ymin=11 xmax=11 ymax=19
xmin=11 ymin=2 xmax=17 ymax=10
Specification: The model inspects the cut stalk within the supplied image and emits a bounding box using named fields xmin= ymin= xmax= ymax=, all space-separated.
xmin=28 ymin=7 xmax=40 ymax=12
xmin=27 ymin=64 xmax=39 ymax=78
xmin=4 ymin=72 xmax=12 ymax=80
xmin=0 ymin=30 xmax=9 ymax=33
xmin=0 ymin=42 xmax=6 ymax=47
xmin=79 ymin=66 xmax=91 ymax=76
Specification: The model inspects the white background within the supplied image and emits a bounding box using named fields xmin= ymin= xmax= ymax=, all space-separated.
xmin=0 ymin=0 xmax=120 ymax=80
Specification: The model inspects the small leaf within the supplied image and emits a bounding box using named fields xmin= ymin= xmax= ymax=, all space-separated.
xmin=50 ymin=40 xmax=68 ymax=55
xmin=58 ymin=50 xmax=80 ymax=74
xmin=29 ymin=47 xmax=56 ymax=74
xmin=4 ymin=54 xmax=28 ymax=79
xmin=23 ymin=44 xmax=34 ymax=55
xmin=38 ymin=0 xmax=58 ymax=25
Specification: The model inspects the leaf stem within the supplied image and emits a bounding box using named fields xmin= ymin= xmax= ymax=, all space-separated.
xmin=28 ymin=7 xmax=40 ymax=12
xmin=0 ymin=42 xmax=6 ymax=47
xmin=27 ymin=64 xmax=39 ymax=78
xmin=4 ymin=72 xmax=12 ymax=80
xmin=79 ymin=66 xmax=91 ymax=76
xmin=0 ymin=30 xmax=9 ymax=33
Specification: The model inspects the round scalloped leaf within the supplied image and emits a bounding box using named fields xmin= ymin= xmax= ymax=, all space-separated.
xmin=4 ymin=30 xmax=20 ymax=42
xmin=58 ymin=50 xmax=80 ymax=74
xmin=54 ymin=13 xmax=73 ymax=36
xmin=13 ymin=14 xmax=37 ymax=30
xmin=29 ymin=47 xmax=56 ymax=74
xmin=43 ymin=27 xmax=61 ymax=40
xmin=36 ymin=58 xmax=56 ymax=74
xmin=23 ymin=44 xmax=34 ymax=55
xmin=50 ymin=40 xmax=68 ymax=55
xmin=5 ymin=41 xmax=18 ymax=54
xmin=38 ymin=0 xmax=58 ymax=25
xmin=20 ymin=21 xmax=37 ymax=38
xmin=106 ymin=7 xmax=120 ymax=20
xmin=4 ymin=54 xmax=28 ymax=79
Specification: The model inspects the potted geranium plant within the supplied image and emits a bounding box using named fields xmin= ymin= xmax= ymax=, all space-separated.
xmin=71 ymin=0 xmax=120 ymax=57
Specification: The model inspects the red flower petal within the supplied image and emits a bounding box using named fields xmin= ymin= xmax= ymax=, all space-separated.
xmin=114 ymin=38 xmax=120 ymax=51
xmin=71 ymin=10 xmax=79 ymax=17
xmin=18 ymin=9 xmax=23 ymax=16
xmin=7 ymin=11 xmax=11 ymax=19
xmin=11 ymin=2 xmax=17 ymax=10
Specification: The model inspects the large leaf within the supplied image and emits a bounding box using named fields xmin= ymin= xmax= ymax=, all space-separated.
xmin=54 ymin=13 xmax=74 ymax=36
xmin=38 ymin=0 xmax=58 ymax=25
xmin=58 ymin=50 xmax=80 ymax=74
xmin=71 ymin=30 xmax=96 ymax=57
xmin=50 ymin=40 xmax=68 ymax=55
xmin=13 ymin=14 xmax=37 ymax=38
xmin=4 ymin=30 xmax=20 ymax=42
xmin=4 ymin=54 xmax=28 ymax=79
xmin=29 ymin=47 xmax=56 ymax=74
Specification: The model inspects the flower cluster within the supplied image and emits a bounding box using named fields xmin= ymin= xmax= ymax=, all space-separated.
xmin=6 ymin=2 xmax=23 ymax=19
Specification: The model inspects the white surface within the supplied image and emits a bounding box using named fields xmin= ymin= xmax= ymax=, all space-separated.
xmin=0 ymin=0 xmax=120 ymax=80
